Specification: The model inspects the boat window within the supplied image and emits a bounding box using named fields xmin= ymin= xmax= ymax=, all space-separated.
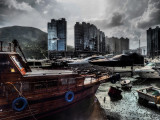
xmin=155 ymin=63 xmax=160 ymax=67
xmin=28 ymin=62 xmax=34 ymax=66
xmin=0 ymin=56 xmax=15 ymax=73
xmin=61 ymin=78 xmax=76 ymax=85
xmin=34 ymin=83 xmax=47 ymax=89
xmin=48 ymin=80 xmax=58 ymax=87
xmin=69 ymin=78 xmax=76 ymax=84
xmin=61 ymin=78 xmax=67 ymax=85
xmin=34 ymin=80 xmax=58 ymax=89
xmin=10 ymin=56 xmax=26 ymax=75
xmin=35 ymin=62 xmax=42 ymax=66
xmin=11 ymin=56 xmax=23 ymax=69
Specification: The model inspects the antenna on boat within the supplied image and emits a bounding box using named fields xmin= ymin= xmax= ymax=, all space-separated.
xmin=12 ymin=39 xmax=31 ymax=72
xmin=12 ymin=39 xmax=27 ymax=63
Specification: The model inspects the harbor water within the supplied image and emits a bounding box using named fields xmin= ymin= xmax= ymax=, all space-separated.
xmin=96 ymin=77 xmax=160 ymax=120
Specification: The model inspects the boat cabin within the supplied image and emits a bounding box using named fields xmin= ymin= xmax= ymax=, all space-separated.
xmin=0 ymin=41 xmax=86 ymax=99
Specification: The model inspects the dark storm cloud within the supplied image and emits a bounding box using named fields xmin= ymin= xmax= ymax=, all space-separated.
xmin=89 ymin=0 xmax=159 ymax=49
xmin=124 ymin=0 xmax=149 ymax=19
xmin=0 ymin=0 xmax=33 ymax=25
xmin=108 ymin=12 xmax=124 ymax=27
xmin=90 ymin=12 xmax=124 ymax=29
xmin=137 ymin=0 xmax=160 ymax=29
xmin=90 ymin=0 xmax=149 ymax=30
xmin=0 ymin=0 xmax=66 ymax=30
xmin=0 ymin=0 xmax=6 ymax=25
xmin=0 ymin=0 xmax=159 ymax=48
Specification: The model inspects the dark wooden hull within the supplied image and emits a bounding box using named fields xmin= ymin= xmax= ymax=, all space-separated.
xmin=0 ymin=84 xmax=99 ymax=120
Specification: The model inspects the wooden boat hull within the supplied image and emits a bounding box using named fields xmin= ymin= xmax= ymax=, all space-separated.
xmin=0 ymin=44 xmax=109 ymax=120
xmin=0 ymin=84 xmax=99 ymax=120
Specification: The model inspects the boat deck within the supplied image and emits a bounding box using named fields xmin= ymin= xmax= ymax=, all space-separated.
xmin=24 ymin=69 xmax=77 ymax=77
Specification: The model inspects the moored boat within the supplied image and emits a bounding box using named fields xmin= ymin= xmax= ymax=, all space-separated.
xmin=135 ymin=62 xmax=160 ymax=79
xmin=0 ymin=40 xmax=109 ymax=120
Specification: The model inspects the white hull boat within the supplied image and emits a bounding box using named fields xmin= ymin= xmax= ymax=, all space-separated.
xmin=135 ymin=62 xmax=160 ymax=79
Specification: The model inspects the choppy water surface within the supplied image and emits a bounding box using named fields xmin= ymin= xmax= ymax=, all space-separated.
xmin=96 ymin=77 xmax=160 ymax=120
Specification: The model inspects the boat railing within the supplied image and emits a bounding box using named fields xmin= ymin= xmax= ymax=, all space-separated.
xmin=1 ymin=74 xmax=107 ymax=100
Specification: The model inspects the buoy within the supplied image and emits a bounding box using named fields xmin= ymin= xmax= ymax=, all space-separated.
xmin=12 ymin=97 xmax=28 ymax=112
xmin=65 ymin=91 xmax=74 ymax=102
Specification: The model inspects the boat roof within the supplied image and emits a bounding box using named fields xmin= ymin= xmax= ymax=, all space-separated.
xmin=0 ymin=52 xmax=17 ymax=54
xmin=24 ymin=69 xmax=77 ymax=77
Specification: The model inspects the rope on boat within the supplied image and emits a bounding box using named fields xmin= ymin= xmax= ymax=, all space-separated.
xmin=5 ymin=82 xmax=37 ymax=120
xmin=5 ymin=82 xmax=22 ymax=96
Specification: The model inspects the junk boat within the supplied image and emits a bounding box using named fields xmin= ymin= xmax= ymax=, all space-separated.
xmin=0 ymin=40 xmax=109 ymax=120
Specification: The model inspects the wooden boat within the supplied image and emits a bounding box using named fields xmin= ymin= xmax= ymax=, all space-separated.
xmin=137 ymin=86 xmax=160 ymax=104
xmin=0 ymin=40 xmax=109 ymax=120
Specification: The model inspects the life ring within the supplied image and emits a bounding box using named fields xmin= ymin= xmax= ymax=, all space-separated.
xmin=12 ymin=97 xmax=28 ymax=112
xmin=65 ymin=91 xmax=74 ymax=102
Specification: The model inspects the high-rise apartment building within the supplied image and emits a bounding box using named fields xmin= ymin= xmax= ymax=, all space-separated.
xmin=106 ymin=37 xmax=129 ymax=54
xmin=48 ymin=18 xmax=67 ymax=52
xmin=147 ymin=26 xmax=160 ymax=57
xmin=74 ymin=22 xmax=105 ymax=53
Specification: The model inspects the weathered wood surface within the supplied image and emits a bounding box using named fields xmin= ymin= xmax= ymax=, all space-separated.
xmin=0 ymin=52 xmax=109 ymax=120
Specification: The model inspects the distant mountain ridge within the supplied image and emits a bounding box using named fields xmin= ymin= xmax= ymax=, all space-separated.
xmin=0 ymin=26 xmax=47 ymax=59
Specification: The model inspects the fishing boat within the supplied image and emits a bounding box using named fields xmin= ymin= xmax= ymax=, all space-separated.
xmin=0 ymin=40 xmax=109 ymax=120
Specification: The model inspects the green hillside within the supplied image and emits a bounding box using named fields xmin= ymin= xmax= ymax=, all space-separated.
xmin=0 ymin=26 xmax=47 ymax=59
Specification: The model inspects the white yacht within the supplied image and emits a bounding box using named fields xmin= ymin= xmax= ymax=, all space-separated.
xmin=135 ymin=62 xmax=160 ymax=79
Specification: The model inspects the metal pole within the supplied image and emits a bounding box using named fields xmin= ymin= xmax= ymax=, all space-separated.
xmin=0 ymin=41 xmax=3 ymax=51
xmin=9 ymin=43 xmax=11 ymax=52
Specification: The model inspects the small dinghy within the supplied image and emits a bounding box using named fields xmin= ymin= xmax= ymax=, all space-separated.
xmin=120 ymin=80 xmax=132 ymax=90
xmin=108 ymin=86 xmax=122 ymax=100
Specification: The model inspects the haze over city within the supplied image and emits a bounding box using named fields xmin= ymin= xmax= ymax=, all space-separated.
xmin=0 ymin=0 xmax=160 ymax=49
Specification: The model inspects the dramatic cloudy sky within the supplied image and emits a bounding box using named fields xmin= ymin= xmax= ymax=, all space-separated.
xmin=0 ymin=0 xmax=160 ymax=49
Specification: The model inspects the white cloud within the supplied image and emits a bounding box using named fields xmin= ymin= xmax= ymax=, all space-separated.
xmin=5 ymin=0 xmax=33 ymax=11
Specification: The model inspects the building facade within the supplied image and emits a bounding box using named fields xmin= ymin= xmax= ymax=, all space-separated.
xmin=147 ymin=26 xmax=160 ymax=58
xmin=48 ymin=18 xmax=67 ymax=52
xmin=74 ymin=22 xmax=105 ymax=53
xmin=106 ymin=37 xmax=129 ymax=55
xmin=123 ymin=46 xmax=147 ymax=56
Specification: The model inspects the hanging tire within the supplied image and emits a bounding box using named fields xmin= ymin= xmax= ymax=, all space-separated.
xmin=12 ymin=97 xmax=28 ymax=112
xmin=65 ymin=91 xmax=74 ymax=103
